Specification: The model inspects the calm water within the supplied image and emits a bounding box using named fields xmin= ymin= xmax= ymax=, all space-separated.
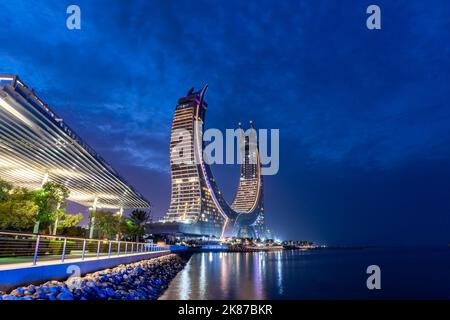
xmin=159 ymin=247 xmax=450 ymax=299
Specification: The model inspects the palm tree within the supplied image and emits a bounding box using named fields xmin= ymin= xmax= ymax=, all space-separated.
xmin=128 ymin=209 xmax=152 ymax=241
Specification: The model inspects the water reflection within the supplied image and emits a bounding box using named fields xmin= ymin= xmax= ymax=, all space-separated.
xmin=220 ymin=252 xmax=229 ymax=297
xmin=276 ymin=251 xmax=283 ymax=295
xmin=252 ymin=253 xmax=264 ymax=299
xmin=160 ymin=252 xmax=273 ymax=300
xmin=159 ymin=248 xmax=450 ymax=300
xmin=199 ymin=253 xmax=206 ymax=299
xmin=178 ymin=258 xmax=191 ymax=300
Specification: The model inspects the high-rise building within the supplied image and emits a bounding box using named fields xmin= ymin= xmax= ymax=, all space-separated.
xmin=152 ymin=85 xmax=268 ymax=239
xmin=230 ymin=121 xmax=266 ymax=238
xmin=164 ymin=86 xmax=228 ymax=236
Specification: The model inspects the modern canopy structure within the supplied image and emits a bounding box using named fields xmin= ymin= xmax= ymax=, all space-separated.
xmin=152 ymin=86 xmax=268 ymax=239
xmin=0 ymin=75 xmax=150 ymax=212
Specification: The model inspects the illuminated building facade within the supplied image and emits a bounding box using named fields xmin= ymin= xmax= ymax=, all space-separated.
xmin=230 ymin=121 xmax=266 ymax=238
xmin=156 ymin=86 xmax=268 ymax=238
xmin=164 ymin=86 xmax=227 ymax=236
xmin=0 ymin=75 xmax=150 ymax=212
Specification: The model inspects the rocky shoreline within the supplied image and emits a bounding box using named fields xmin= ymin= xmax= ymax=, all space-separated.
xmin=0 ymin=253 xmax=188 ymax=300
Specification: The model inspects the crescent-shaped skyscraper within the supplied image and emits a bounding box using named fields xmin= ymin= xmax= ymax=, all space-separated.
xmin=154 ymin=86 xmax=268 ymax=239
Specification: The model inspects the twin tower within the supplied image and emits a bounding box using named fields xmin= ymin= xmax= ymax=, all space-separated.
xmin=160 ymin=85 xmax=268 ymax=239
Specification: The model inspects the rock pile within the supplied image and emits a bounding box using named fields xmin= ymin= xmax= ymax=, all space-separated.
xmin=0 ymin=254 xmax=186 ymax=300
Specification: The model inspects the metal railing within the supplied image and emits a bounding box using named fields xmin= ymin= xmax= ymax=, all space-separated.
xmin=0 ymin=231 xmax=169 ymax=266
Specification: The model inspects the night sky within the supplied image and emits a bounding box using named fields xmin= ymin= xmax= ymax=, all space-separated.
xmin=0 ymin=0 xmax=449 ymax=245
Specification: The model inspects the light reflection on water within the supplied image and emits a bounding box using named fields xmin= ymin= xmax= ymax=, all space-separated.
xmin=159 ymin=248 xmax=450 ymax=300
xmin=199 ymin=252 xmax=206 ymax=299
xmin=276 ymin=251 xmax=283 ymax=295
xmin=160 ymin=251 xmax=282 ymax=300
xmin=178 ymin=257 xmax=191 ymax=300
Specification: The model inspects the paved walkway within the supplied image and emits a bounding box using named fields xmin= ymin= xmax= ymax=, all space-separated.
xmin=0 ymin=250 xmax=170 ymax=271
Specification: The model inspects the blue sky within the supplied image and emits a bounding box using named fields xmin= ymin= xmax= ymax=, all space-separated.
xmin=1 ymin=0 xmax=449 ymax=245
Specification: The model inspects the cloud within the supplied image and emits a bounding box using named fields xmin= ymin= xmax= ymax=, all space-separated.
xmin=1 ymin=0 xmax=450 ymax=172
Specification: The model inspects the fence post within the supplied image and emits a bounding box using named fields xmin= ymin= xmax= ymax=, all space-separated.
xmin=125 ymin=243 xmax=128 ymax=255
xmin=81 ymin=239 xmax=87 ymax=260
xmin=32 ymin=235 xmax=40 ymax=266
xmin=108 ymin=241 xmax=112 ymax=257
xmin=61 ymin=238 xmax=67 ymax=262
xmin=117 ymin=242 xmax=120 ymax=256
xmin=97 ymin=240 xmax=101 ymax=258
xmin=131 ymin=243 xmax=134 ymax=254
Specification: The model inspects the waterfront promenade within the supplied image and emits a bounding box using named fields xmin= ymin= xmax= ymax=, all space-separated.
xmin=1 ymin=254 xmax=187 ymax=300
xmin=0 ymin=230 xmax=169 ymax=291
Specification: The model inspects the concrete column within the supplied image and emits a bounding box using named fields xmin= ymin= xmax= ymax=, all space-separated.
xmin=32 ymin=221 xmax=40 ymax=234
xmin=89 ymin=197 xmax=98 ymax=239
xmin=52 ymin=202 xmax=61 ymax=235
xmin=33 ymin=170 xmax=50 ymax=234
xmin=115 ymin=207 xmax=124 ymax=241
xmin=41 ymin=170 xmax=49 ymax=187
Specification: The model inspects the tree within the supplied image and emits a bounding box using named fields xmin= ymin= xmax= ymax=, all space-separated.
xmin=32 ymin=182 xmax=70 ymax=233
xmin=51 ymin=208 xmax=83 ymax=235
xmin=54 ymin=209 xmax=83 ymax=229
xmin=53 ymin=210 xmax=84 ymax=236
xmin=0 ymin=179 xmax=13 ymax=203
xmin=119 ymin=218 xmax=140 ymax=241
xmin=92 ymin=211 xmax=121 ymax=239
xmin=0 ymin=187 xmax=38 ymax=231
xmin=59 ymin=225 xmax=87 ymax=237
xmin=0 ymin=179 xmax=77 ymax=234
xmin=128 ymin=209 xmax=152 ymax=241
